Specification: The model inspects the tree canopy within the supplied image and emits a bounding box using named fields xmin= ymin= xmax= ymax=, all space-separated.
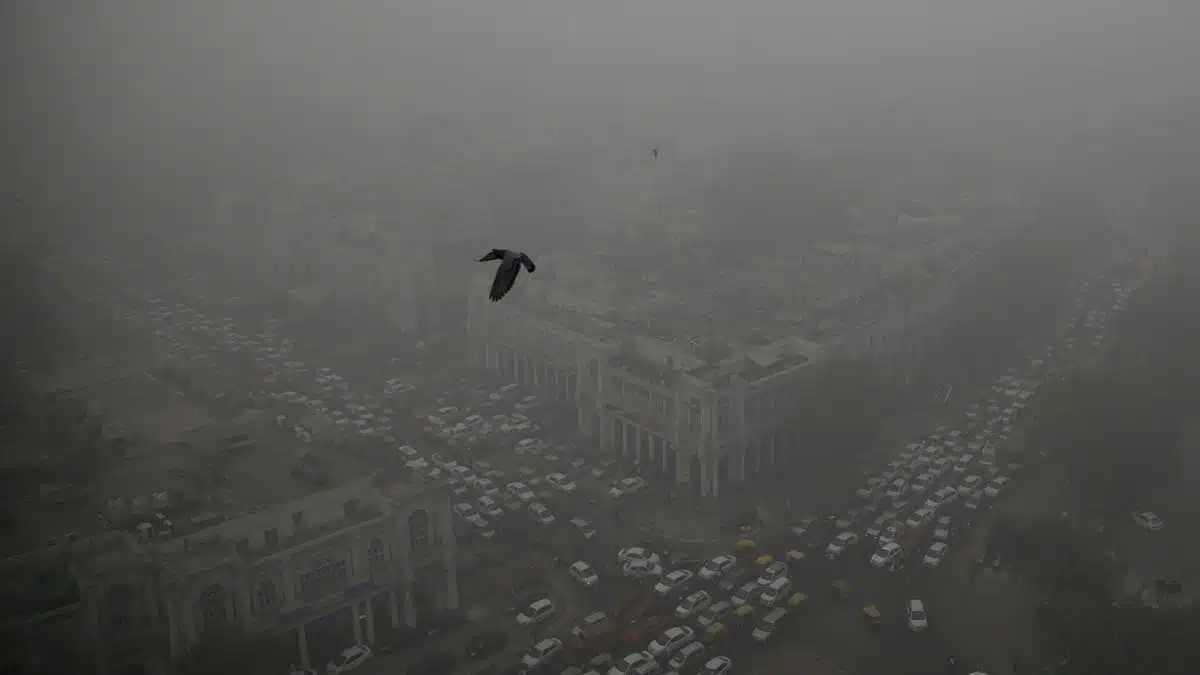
xmin=989 ymin=514 xmax=1200 ymax=675
xmin=1025 ymin=257 xmax=1200 ymax=516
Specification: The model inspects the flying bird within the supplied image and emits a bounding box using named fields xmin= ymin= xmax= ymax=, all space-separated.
xmin=478 ymin=249 xmax=536 ymax=302
xmin=651 ymin=147 xmax=659 ymax=159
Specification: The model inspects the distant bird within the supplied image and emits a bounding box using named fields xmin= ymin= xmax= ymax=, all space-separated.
xmin=478 ymin=249 xmax=536 ymax=302
xmin=651 ymin=147 xmax=659 ymax=159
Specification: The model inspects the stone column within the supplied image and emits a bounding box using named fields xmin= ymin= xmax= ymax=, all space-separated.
xmin=674 ymin=450 xmax=689 ymax=487
xmin=365 ymin=599 xmax=377 ymax=644
xmin=236 ymin=576 xmax=252 ymax=625
xmin=281 ymin=556 xmax=298 ymax=603
xmin=297 ymin=625 xmax=311 ymax=671
xmin=181 ymin=594 xmax=198 ymax=651
xmin=389 ymin=589 xmax=401 ymax=628
xmin=89 ymin=600 xmax=109 ymax=675
xmin=444 ymin=566 xmax=460 ymax=611
xmin=403 ymin=586 xmax=417 ymax=626
xmin=351 ymin=606 xmax=364 ymax=645
xmin=700 ymin=458 xmax=711 ymax=497
xmin=635 ymin=424 xmax=644 ymax=465
xmin=710 ymin=458 xmax=720 ymax=498
xmin=167 ymin=594 xmax=182 ymax=659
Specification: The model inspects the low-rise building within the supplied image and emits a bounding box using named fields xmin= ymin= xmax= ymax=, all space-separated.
xmin=0 ymin=475 xmax=457 ymax=675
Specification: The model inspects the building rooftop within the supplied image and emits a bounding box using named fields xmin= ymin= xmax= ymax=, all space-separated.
xmin=153 ymin=475 xmax=441 ymax=576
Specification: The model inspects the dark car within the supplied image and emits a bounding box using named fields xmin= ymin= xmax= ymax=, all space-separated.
xmin=465 ymin=630 xmax=508 ymax=661
xmin=407 ymin=651 xmax=458 ymax=675
xmin=717 ymin=566 xmax=754 ymax=593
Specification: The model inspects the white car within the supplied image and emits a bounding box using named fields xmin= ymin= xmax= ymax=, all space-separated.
xmin=905 ymin=508 xmax=934 ymax=529
xmin=529 ymin=502 xmax=556 ymax=525
xmin=570 ymin=561 xmax=600 ymax=587
xmin=607 ymin=652 xmax=651 ymax=675
xmin=546 ymin=472 xmax=578 ymax=493
xmin=923 ymin=542 xmax=948 ymax=568
xmin=516 ymin=598 xmax=555 ymax=626
xmin=825 ymin=532 xmax=858 ymax=558
xmin=910 ymin=473 xmax=933 ymax=495
xmin=647 ymin=626 xmax=695 ymax=657
xmin=572 ymin=611 xmax=610 ymax=640
xmin=957 ymin=475 xmax=983 ymax=497
xmin=870 ymin=542 xmax=902 ymax=568
xmin=933 ymin=516 xmax=953 ymax=541
xmin=477 ymin=496 xmax=503 ymax=518
xmin=611 ymin=476 xmax=647 ymax=498
xmin=405 ymin=458 xmax=429 ymax=470
xmin=964 ymin=490 xmax=984 ymax=511
xmin=654 ymin=569 xmax=694 ymax=596
xmin=925 ymin=487 xmax=957 ymax=511
xmin=521 ymin=637 xmax=564 ymax=669
xmin=984 ymin=476 xmax=1010 ymax=498
xmin=506 ymin=482 xmax=537 ymax=503
xmin=570 ymin=517 xmax=598 ymax=539
xmin=906 ymin=599 xmax=929 ymax=631
xmin=398 ymin=445 xmax=419 ymax=459
xmin=698 ymin=555 xmax=736 ymax=581
xmin=756 ymin=561 xmax=788 ymax=587
xmin=675 ymin=590 xmax=713 ymax=620
xmin=475 ymin=521 xmax=496 ymax=539
xmin=476 ymin=478 xmax=500 ymax=497
xmin=623 ymin=559 xmax=664 ymax=579
xmin=325 ymin=645 xmax=372 ymax=674
xmin=618 ymin=547 xmax=661 ymax=566
xmin=1132 ymin=511 xmax=1164 ymax=531
xmin=453 ymin=503 xmax=478 ymax=520
xmin=699 ymin=656 xmax=732 ymax=675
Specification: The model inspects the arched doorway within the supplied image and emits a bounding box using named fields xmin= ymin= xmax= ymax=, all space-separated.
xmin=408 ymin=510 xmax=430 ymax=551
xmin=105 ymin=583 xmax=136 ymax=632
xmin=117 ymin=663 xmax=147 ymax=675
xmin=198 ymin=584 xmax=229 ymax=634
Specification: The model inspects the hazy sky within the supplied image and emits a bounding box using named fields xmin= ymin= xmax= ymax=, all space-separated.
xmin=4 ymin=1 xmax=1199 ymax=206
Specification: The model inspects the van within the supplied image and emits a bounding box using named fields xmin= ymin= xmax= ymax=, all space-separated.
xmin=666 ymin=641 xmax=706 ymax=672
xmin=751 ymin=607 xmax=788 ymax=643
xmin=731 ymin=582 xmax=760 ymax=607
xmin=759 ymin=577 xmax=792 ymax=607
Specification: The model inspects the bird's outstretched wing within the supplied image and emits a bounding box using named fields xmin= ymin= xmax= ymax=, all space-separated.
xmin=490 ymin=258 xmax=521 ymax=301
xmin=519 ymin=253 xmax=536 ymax=273
xmin=479 ymin=248 xmax=506 ymax=262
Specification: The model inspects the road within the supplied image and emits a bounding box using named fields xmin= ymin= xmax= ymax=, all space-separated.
xmin=95 ymin=242 xmax=1141 ymax=675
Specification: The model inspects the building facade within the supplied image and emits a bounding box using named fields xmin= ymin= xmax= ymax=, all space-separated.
xmin=466 ymin=248 xmax=969 ymax=497
xmin=468 ymin=284 xmax=832 ymax=497
xmin=0 ymin=476 xmax=457 ymax=675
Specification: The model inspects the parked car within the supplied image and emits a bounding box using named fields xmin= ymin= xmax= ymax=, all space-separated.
xmin=325 ymin=645 xmax=372 ymax=674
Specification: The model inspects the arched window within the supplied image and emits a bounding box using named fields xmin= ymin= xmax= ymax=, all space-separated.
xmin=105 ymin=584 xmax=136 ymax=631
xmin=408 ymin=509 xmax=430 ymax=550
xmin=255 ymin=580 xmax=279 ymax=612
xmin=367 ymin=537 xmax=386 ymax=563
xmin=198 ymin=584 xmax=228 ymax=631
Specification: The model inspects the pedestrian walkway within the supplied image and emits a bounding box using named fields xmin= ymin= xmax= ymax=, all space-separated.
xmin=356 ymin=569 xmax=582 ymax=675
